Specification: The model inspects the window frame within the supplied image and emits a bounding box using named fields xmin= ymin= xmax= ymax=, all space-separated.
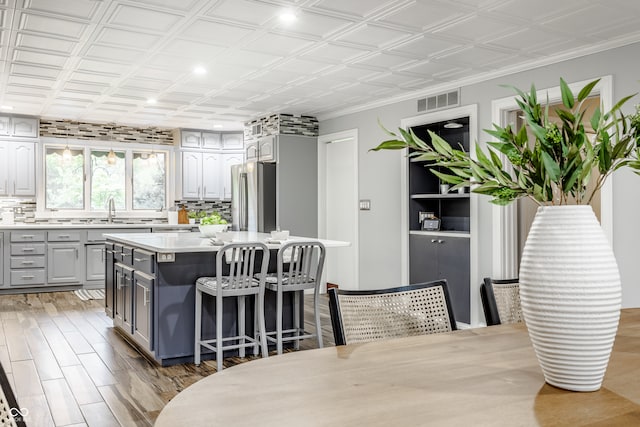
xmin=36 ymin=138 xmax=175 ymax=219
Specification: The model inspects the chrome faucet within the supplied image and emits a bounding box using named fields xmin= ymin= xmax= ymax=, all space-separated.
xmin=107 ymin=196 xmax=116 ymax=223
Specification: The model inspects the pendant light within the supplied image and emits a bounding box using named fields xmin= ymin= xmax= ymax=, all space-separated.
xmin=148 ymin=127 xmax=157 ymax=159
xmin=107 ymin=123 xmax=117 ymax=165
xmin=62 ymin=144 xmax=72 ymax=161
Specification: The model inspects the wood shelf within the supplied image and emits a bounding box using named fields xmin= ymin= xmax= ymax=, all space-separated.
xmin=410 ymin=193 xmax=469 ymax=199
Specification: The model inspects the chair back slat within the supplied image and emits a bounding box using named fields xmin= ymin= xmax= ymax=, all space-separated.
xmin=328 ymin=280 xmax=456 ymax=346
xmin=217 ymin=243 xmax=268 ymax=291
xmin=278 ymin=241 xmax=325 ymax=286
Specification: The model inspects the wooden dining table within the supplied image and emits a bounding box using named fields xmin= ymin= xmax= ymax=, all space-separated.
xmin=154 ymin=308 xmax=640 ymax=426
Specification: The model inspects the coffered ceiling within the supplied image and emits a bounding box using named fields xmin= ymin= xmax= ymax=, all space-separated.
xmin=1 ymin=0 xmax=640 ymax=130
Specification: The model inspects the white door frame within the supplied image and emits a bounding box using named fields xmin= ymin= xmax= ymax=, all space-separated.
xmin=318 ymin=129 xmax=359 ymax=290
xmin=491 ymin=75 xmax=614 ymax=277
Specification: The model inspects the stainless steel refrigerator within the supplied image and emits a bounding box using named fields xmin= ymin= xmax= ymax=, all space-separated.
xmin=231 ymin=134 xmax=317 ymax=237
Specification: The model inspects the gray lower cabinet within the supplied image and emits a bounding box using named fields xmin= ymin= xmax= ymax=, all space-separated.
xmin=409 ymin=234 xmax=470 ymax=324
xmin=47 ymin=243 xmax=82 ymax=284
xmin=0 ymin=233 xmax=3 ymax=286
xmin=86 ymin=244 xmax=105 ymax=281
xmin=133 ymin=271 xmax=154 ymax=350
xmin=114 ymin=262 xmax=134 ymax=334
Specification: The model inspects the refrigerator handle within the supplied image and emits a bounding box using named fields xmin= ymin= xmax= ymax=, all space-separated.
xmin=240 ymin=172 xmax=247 ymax=230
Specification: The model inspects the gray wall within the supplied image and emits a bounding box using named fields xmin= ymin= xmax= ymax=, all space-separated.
xmin=320 ymin=42 xmax=640 ymax=309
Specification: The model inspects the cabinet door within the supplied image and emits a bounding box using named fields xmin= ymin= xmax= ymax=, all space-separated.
xmin=0 ymin=116 xmax=10 ymax=135
xmin=115 ymin=264 xmax=134 ymax=333
xmin=12 ymin=117 xmax=38 ymax=138
xmin=105 ymin=244 xmax=115 ymax=318
xmin=181 ymin=131 xmax=201 ymax=148
xmin=202 ymin=132 xmax=222 ymax=149
xmin=258 ymin=135 xmax=276 ymax=162
xmin=202 ymin=152 xmax=221 ymax=199
xmin=11 ymin=142 xmax=36 ymax=196
xmin=246 ymin=141 xmax=258 ymax=162
xmin=409 ymin=234 xmax=439 ymax=284
xmin=222 ymin=133 xmax=243 ymax=149
xmin=181 ymin=151 xmax=203 ymax=199
xmin=86 ymin=244 xmax=105 ymax=282
xmin=0 ymin=234 xmax=3 ymax=286
xmin=0 ymin=143 xmax=8 ymax=196
xmin=133 ymin=271 xmax=154 ymax=350
xmin=221 ymin=152 xmax=243 ymax=199
xmin=437 ymin=237 xmax=470 ymax=324
xmin=47 ymin=243 xmax=82 ymax=284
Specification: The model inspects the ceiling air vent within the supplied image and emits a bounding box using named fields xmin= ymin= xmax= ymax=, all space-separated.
xmin=417 ymin=89 xmax=460 ymax=113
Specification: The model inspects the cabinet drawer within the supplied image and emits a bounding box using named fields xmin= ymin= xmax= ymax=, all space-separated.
xmin=11 ymin=256 xmax=45 ymax=269
xmin=133 ymin=249 xmax=155 ymax=275
xmin=119 ymin=246 xmax=134 ymax=266
xmin=10 ymin=269 xmax=46 ymax=286
xmin=11 ymin=243 xmax=45 ymax=255
xmin=11 ymin=231 xmax=45 ymax=242
xmin=48 ymin=230 xmax=82 ymax=242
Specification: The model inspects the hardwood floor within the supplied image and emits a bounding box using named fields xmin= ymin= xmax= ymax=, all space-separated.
xmin=0 ymin=291 xmax=335 ymax=426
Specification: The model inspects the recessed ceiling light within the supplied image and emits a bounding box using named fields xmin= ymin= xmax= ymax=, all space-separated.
xmin=279 ymin=9 xmax=297 ymax=22
xmin=193 ymin=66 xmax=207 ymax=75
xmin=1 ymin=105 xmax=13 ymax=110
xmin=147 ymin=98 xmax=157 ymax=104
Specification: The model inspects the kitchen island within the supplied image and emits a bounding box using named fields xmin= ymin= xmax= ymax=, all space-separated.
xmin=104 ymin=231 xmax=349 ymax=366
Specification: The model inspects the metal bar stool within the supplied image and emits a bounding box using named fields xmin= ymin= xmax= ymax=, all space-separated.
xmin=264 ymin=240 xmax=326 ymax=355
xmin=194 ymin=242 xmax=269 ymax=371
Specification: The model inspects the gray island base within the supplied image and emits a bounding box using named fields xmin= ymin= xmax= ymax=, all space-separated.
xmin=104 ymin=231 xmax=349 ymax=366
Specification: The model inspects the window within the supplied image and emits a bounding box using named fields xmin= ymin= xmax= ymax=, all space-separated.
xmin=90 ymin=150 xmax=125 ymax=210
xmin=43 ymin=142 xmax=169 ymax=213
xmin=45 ymin=147 xmax=84 ymax=209
xmin=133 ymin=151 xmax=166 ymax=210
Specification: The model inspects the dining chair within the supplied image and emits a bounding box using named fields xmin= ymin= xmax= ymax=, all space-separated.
xmin=328 ymin=280 xmax=457 ymax=346
xmin=480 ymin=277 xmax=523 ymax=326
xmin=194 ymin=242 xmax=269 ymax=371
xmin=261 ymin=240 xmax=326 ymax=354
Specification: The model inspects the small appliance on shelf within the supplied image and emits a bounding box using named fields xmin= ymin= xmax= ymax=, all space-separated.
xmin=419 ymin=211 xmax=440 ymax=231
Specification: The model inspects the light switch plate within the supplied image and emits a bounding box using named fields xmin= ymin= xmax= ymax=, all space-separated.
xmin=158 ymin=252 xmax=175 ymax=262
xmin=359 ymin=200 xmax=371 ymax=210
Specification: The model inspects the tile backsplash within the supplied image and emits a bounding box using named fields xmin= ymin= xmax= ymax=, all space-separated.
xmin=39 ymin=119 xmax=174 ymax=145
xmin=174 ymin=200 xmax=232 ymax=222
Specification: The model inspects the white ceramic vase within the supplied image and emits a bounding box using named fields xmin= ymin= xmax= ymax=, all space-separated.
xmin=519 ymin=205 xmax=621 ymax=392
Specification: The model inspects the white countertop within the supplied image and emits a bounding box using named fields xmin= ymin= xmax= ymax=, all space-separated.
xmin=104 ymin=231 xmax=350 ymax=253
xmin=0 ymin=223 xmax=194 ymax=230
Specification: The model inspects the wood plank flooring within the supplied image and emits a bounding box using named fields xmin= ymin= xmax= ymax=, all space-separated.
xmin=0 ymin=291 xmax=335 ymax=427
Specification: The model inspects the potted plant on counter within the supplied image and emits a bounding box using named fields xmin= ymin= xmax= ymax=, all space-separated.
xmin=372 ymin=78 xmax=640 ymax=392
xmin=198 ymin=212 xmax=229 ymax=237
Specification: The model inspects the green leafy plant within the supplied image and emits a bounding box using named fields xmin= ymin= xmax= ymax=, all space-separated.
xmin=372 ymin=78 xmax=640 ymax=205
xmin=199 ymin=211 xmax=228 ymax=225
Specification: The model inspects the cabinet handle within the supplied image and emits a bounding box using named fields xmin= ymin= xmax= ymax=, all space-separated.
xmin=22 ymin=235 xmax=35 ymax=239
xmin=144 ymin=287 xmax=149 ymax=306
xmin=203 ymin=186 xmax=207 ymax=196
xmin=21 ymin=275 xmax=35 ymax=279
xmin=13 ymin=181 xmax=16 ymax=194
xmin=121 ymin=253 xmax=131 ymax=257
xmin=22 ymin=248 xmax=35 ymax=252
xmin=438 ymin=239 xmax=444 ymax=244
xmin=431 ymin=239 xmax=437 ymax=243
xmin=198 ymin=186 xmax=201 ymax=198
xmin=76 ymin=248 xmax=79 ymax=258
xmin=58 ymin=234 xmax=71 ymax=238
xmin=21 ymin=260 xmax=34 ymax=265
xmin=134 ymin=257 xmax=148 ymax=262
xmin=102 ymin=248 xmax=106 ymax=262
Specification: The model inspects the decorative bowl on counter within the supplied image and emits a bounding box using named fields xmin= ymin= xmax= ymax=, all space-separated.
xmin=199 ymin=224 xmax=228 ymax=237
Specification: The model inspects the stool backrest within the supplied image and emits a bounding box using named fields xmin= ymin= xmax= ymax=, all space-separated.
xmin=277 ymin=241 xmax=325 ymax=288
xmin=216 ymin=242 xmax=269 ymax=290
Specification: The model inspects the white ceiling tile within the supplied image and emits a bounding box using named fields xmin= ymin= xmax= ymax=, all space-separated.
xmin=321 ymin=65 xmax=381 ymax=81
xmin=398 ymin=60 xmax=464 ymax=78
xmin=64 ymin=81 xmax=109 ymax=94
xmin=336 ymin=24 xmax=414 ymax=48
xmin=10 ymin=63 xmax=61 ymax=79
xmin=125 ymin=0 xmax=200 ymax=13
xmin=5 ymin=86 xmax=50 ymax=96
xmin=353 ymin=52 xmax=416 ymax=69
xmin=245 ymin=32 xmax=315 ymax=56
xmin=121 ymin=77 xmax=173 ymax=92
xmin=389 ymin=35 xmax=461 ymax=58
xmin=161 ymin=39 xmax=226 ymax=59
xmin=148 ymin=53 xmax=194 ymax=70
xmin=131 ymin=67 xmax=184 ymax=82
xmin=302 ymin=43 xmax=369 ymax=63
xmin=277 ymin=10 xmax=353 ymax=39
xmin=435 ymin=45 xmax=511 ymax=68
xmin=76 ymin=59 xmax=128 ymax=75
xmin=433 ymin=14 xmax=519 ymax=42
xmin=180 ymin=19 xmax=253 ymax=46
xmin=377 ymin=1 xmax=465 ymax=30
xmin=6 ymin=75 xmax=55 ymax=87
xmin=15 ymin=33 xmax=77 ymax=53
xmin=108 ymin=4 xmax=183 ymax=33
xmin=85 ymin=44 xmax=145 ymax=63
xmin=224 ymin=49 xmax=282 ymax=68
xmin=13 ymin=49 xmax=69 ymax=67
xmin=23 ymin=0 xmax=100 ymax=20
xmin=491 ymin=0 xmax=583 ymax=22
xmin=313 ymin=0 xmax=398 ymax=18
xmin=542 ymin=4 xmax=635 ymax=35
xmin=96 ymin=27 xmax=162 ymax=50
xmin=366 ymin=72 xmax=424 ymax=87
xmin=69 ymin=71 xmax=122 ymax=85
xmin=486 ymin=28 xmax=566 ymax=52
xmin=205 ymin=0 xmax=281 ymax=26
xmin=252 ymin=68 xmax=301 ymax=85
xmin=19 ymin=12 xmax=87 ymax=38
xmin=273 ymin=57 xmax=333 ymax=75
